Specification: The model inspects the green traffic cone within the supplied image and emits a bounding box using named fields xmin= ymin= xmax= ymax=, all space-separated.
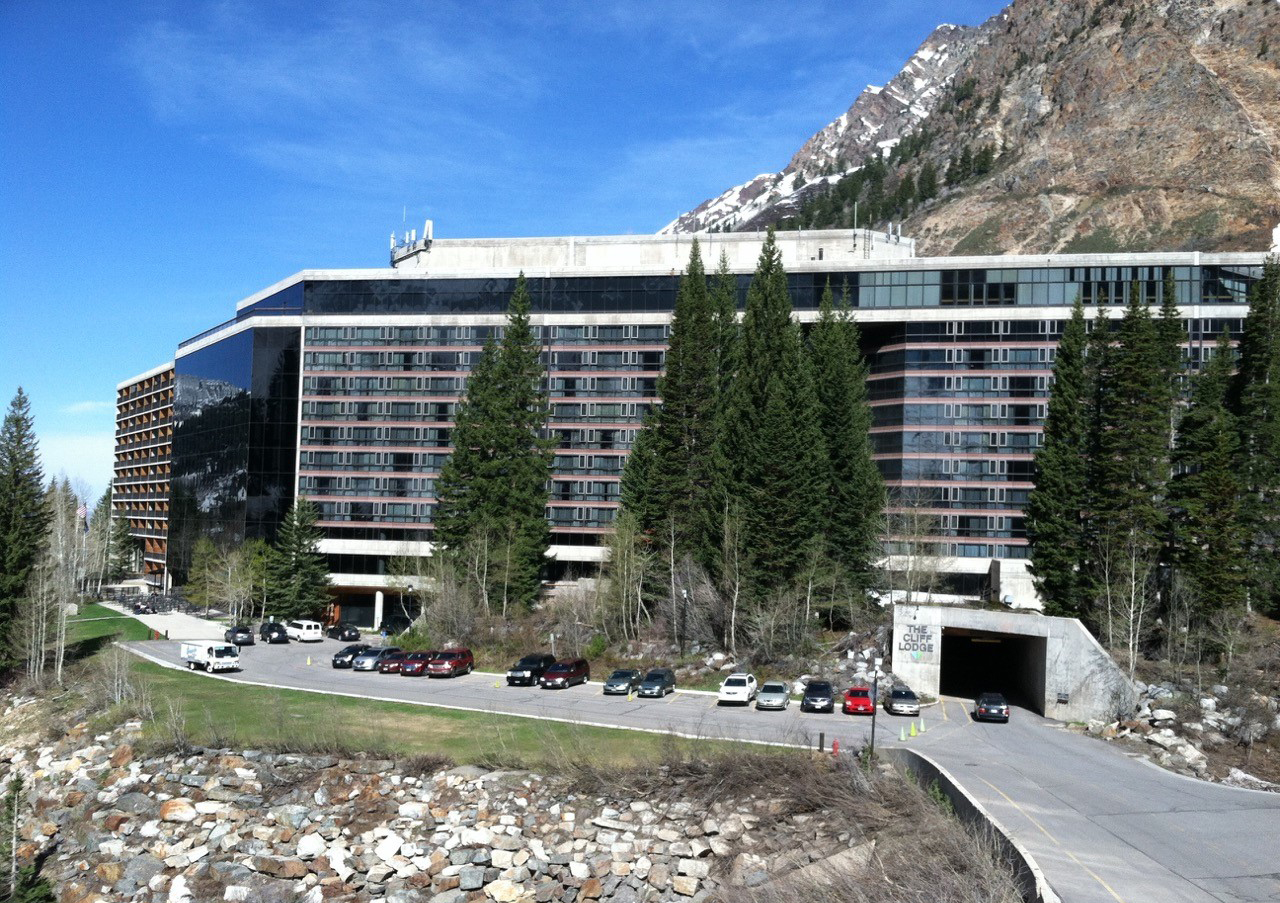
xmin=899 ymin=726 xmax=907 ymax=742
xmin=919 ymin=718 xmax=927 ymax=733
xmin=910 ymin=721 xmax=918 ymax=737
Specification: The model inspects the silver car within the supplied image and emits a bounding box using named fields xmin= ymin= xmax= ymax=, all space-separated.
xmin=755 ymin=681 xmax=791 ymax=710
xmin=352 ymin=646 xmax=402 ymax=672
xmin=886 ymin=686 xmax=921 ymax=716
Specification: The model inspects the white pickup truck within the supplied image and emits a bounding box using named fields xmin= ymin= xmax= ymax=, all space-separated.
xmin=180 ymin=642 xmax=241 ymax=672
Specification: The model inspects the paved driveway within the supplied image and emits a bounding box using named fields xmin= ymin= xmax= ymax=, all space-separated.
xmin=121 ymin=638 xmax=1280 ymax=903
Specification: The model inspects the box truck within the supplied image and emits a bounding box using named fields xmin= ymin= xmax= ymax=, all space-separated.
xmin=180 ymin=642 xmax=241 ymax=672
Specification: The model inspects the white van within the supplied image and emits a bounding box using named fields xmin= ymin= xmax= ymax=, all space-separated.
xmin=286 ymin=619 xmax=324 ymax=642
xmin=180 ymin=642 xmax=240 ymax=672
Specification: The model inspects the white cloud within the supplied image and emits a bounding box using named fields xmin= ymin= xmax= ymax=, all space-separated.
xmin=61 ymin=400 xmax=114 ymax=415
xmin=38 ymin=433 xmax=116 ymax=500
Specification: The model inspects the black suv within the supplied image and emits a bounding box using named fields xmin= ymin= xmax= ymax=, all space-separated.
xmin=224 ymin=625 xmax=255 ymax=646
xmin=506 ymin=653 xmax=556 ymax=686
xmin=259 ymin=622 xmax=288 ymax=644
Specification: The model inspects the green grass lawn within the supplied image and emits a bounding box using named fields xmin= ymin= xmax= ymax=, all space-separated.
xmin=69 ymin=604 xmax=155 ymax=643
xmin=131 ymin=659 xmax=757 ymax=768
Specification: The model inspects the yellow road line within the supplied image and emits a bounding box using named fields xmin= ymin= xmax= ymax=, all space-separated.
xmin=1065 ymin=850 xmax=1128 ymax=903
xmin=978 ymin=777 xmax=1129 ymax=903
xmin=940 ymin=699 xmax=949 ymax=721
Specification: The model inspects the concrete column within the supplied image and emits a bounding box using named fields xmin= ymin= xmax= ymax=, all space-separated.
xmin=373 ymin=591 xmax=385 ymax=631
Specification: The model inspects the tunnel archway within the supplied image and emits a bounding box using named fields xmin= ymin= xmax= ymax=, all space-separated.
xmin=939 ymin=627 xmax=1047 ymax=714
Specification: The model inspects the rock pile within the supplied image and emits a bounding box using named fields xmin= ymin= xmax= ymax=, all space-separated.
xmin=2 ymin=717 xmax=873 ymax=903
xmin=1083 ymin=680 xmax=1279 ymax=786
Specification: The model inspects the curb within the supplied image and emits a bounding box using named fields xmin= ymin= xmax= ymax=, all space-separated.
xmin=883 ymin=747 xmax=1061 ymax=903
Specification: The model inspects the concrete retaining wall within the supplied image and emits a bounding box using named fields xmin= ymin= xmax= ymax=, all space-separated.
xmin=885 ymin=748 xmax=1061 ymax=903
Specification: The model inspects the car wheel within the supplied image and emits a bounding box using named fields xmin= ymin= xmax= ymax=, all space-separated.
xmin=187 ymin=661 xmax=195 ymax=670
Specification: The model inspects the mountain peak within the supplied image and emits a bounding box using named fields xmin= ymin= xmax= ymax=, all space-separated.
xmin=665 ymin=0 xmax=1280 ymax=254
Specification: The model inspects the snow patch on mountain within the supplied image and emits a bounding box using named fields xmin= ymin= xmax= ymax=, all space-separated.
xmin=662 ymin=23 xmax=979 ymax=234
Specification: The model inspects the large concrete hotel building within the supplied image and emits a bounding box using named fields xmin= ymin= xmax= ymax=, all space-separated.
xmin=115 ymin=227 xmax=1267 ymax=626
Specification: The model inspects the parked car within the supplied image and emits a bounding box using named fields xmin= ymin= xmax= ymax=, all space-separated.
xmin=636 ymin=668 xmax=676 ymax=698
xmin=602 ymin=668 xmax=643 ymax=695
xmin=327 ymin=623 xmax=360 ymax=641
xmin=259 ymin=622 xmax=289 ymax=644
xmin=800 ymin=680 xmax=835 ymax=713
xmin=286 ymin=620 xmax=324 ymax=642
xmin=973 ymin=692 xmax=1010 ymax=723
xmin=399 ymin=650 xmax=438 ymax=677
xmin=426 ymin=648 xmax=474 ymax=678
xmin=352 ymin=646 xmax=402 ymax=672
xmin=540 ymin=658 xmax=590 ymax=689
xmin=506 ymin=653 xmax=557 ymax=687
xmin=755 ymin=681 xmax=791 ymax=711
xmin=717 ymin=672 xmax=759 ymax=706
xmin=378 ymin=652 xmax=409 ymax=674
xmin=886 ymin=686 xmax=921 ymax=716
xmin=224 ymin=625 xmax=255 ymax=646
xmin=332 ymin=643 xmax=372 ymax=668
xmin=842 ymin=686 xmax=875 ymax=715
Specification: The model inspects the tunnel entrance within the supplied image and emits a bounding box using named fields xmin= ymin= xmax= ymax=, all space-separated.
xmin=939 ymin=628 xmax=1047 ymax=714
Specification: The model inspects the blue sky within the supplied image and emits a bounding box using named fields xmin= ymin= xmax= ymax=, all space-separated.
xmin=0 ymin=0 xmax=1007 ymax=499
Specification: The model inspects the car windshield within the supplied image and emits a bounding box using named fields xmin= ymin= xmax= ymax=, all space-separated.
xmin=547 ymin=663 xmax=572 ymax=673
xmin=438 ymin=652 xmax=460 ymax=660
xmin=724 ymin=678 xmax=746 ymax=687
xmin=761 ymin=682 xmax=787 ymax=694
xmin=517 ymin=657 xmax=545 ymax=668
xmin=892 ymin=689 xmax=916 ymax=699
xmin=848 ymin=688 xmax=869 ymax=697
xmin=807 ymin=683 xmax=832 ymax=694
xmin=644 ymin=671 xmax=667 ymax=681
xmin=980 ymin=695 xmax=1005 ymax=705
xmin=214 ymin=648 xmax=235 ymax=658
xmin=609 ymin=670 xmax=636 ymax=680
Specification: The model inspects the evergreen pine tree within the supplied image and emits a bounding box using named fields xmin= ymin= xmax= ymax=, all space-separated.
xmin=719 ymin=230 xmax=827 ymax=590
xmin=108 ymin=513 xmax=136 ymax=581
xmin=1231 ymin=256 xmax=1280 ymax=615
xmin=1169 ymin=335 xmax=1245 ymax=626
xmin=266 ymin=498 xmax=330 ymax=621
xmin=1026 ymin=299 xmax=1092 ymax=617
xmin=435 ymin=274 xmax=552 ymax=609
xmin=917 ymin=161 xmax=939 ymax=202
xmin=636 ymin=241 xmax=718 ymax=565
xmin=808 ymin=281 xmax=883 ymax=592
xmin=435 ymin=335 xmax=505 ymax=549
xmin=1093 ymin=287 xmax=1169 ymax=546
xmin=0 ymin=389 xmax=48 ymax=671
xmin=491 ymin=273 xmax=553 ymax=608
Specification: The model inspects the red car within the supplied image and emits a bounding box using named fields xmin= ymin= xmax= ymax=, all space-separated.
xmin=399 ymin=650 xmax=438 ymax=677
xmin=540 ymin=658 xmax=590 ymax=689
xmin=426 ymin=648 xmax=474 ymax=677
xmin=842 ymin=686 xmax=875 ymax=715
xmin=377 ymin=652 xmax=408 ymax=674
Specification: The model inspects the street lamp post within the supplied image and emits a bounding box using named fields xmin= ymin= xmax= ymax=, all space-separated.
xmin=868 ymin=656 xmax=883 ymax=770
xmin=679 ymin=588 xmax=689 ymax=655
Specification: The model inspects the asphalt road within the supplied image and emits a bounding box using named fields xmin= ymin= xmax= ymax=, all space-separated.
xmin=123 ymin=637 xmax=1280 ymax=903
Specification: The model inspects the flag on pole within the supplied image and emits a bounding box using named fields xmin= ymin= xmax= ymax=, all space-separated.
xmin=77 ymin=503 xmax=89 ymax=534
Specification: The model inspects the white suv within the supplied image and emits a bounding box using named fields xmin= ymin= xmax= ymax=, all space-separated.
xmin=717 ymin=672 xmax=758 ymax=706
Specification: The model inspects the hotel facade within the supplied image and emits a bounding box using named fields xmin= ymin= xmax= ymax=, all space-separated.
xmin=115 ymin=228 xmax=1267 ymax=625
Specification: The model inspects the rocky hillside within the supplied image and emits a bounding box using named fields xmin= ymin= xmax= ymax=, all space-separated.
xmin=0 ymin=698 xmax=1021 ymax=903
xmin=665 ymin=0 xmax=1280 ymax=255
